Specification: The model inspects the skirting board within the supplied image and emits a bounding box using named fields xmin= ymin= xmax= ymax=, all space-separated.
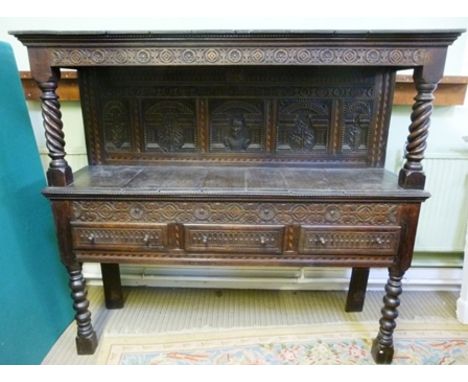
xmin=83 ymin=264 xmax=462 ymax=292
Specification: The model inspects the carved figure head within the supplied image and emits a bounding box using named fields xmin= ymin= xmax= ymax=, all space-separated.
xmin=230 ymin=114 xmax=247 ymax=137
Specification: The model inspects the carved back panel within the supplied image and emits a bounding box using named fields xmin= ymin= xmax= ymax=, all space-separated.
xmin=79 ymin=66 xmax=394 ymax=166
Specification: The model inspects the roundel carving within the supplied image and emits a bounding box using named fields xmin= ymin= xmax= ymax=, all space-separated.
xmin=129 ymin=204 xmax=145 ymax=219
xmin=136 ymin=49 xmax=151 ymax=63
xmin=194 ymin=206 xmax=210 ymax=220
xmin=365 ymin=49 xmax=380 ymax=64
xmin=258 ymin=204 xmax=276 ymax=221
xmin=274 ymin=49 xmax=289 ymax=63
xmin=325 ymin=206 xmax=341 ymax=222
xmin=91 ymin=49 xmax=106 ymax=64
xmin=319 ymin=49 xmax=335 ymax=63
xmin=228 ymin=49 xmax=243 ymax=63
xmin=182 ymin=49 xmax=196 ymax=63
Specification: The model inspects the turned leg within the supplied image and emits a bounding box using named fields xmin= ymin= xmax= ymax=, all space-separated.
xmin=345 ymin=267 xmax=369 ymax=312
xmin=67 ymin=264 xmax=98 ymax=355
xmin=101 ymin=263 xmax=124 ymax=309
xmin=371 ymin=269 xmax=403 ymax=364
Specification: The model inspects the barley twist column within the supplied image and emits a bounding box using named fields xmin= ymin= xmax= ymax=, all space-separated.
xmin=398 ymin=81 xmax=438 ymax=189
xmin=37 ymin=69 xmax=73 ymax=186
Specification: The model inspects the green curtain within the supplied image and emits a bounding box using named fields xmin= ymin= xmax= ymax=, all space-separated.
xmin=0 ymin=41 xmax=73 ymax=364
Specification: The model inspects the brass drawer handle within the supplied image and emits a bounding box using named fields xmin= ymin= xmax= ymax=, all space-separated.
xmin=374 ymin=237 xmax=384 ymax=246
xmin=316 ymin=236 xmax=326 ymax=246
xmin=87 ymin=234 xmax=95 ymax=244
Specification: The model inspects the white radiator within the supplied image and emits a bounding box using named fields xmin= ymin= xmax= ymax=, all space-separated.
xmin=415 ymin=153 xmax=468 ymax=252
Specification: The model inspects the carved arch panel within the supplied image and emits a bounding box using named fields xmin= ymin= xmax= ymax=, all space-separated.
xmin=142 ymin=99 xmax=197 ymax=153
xmin=276 ymin=99 xmax=331 ymax=154
xmin=102 ymin=100 xmax=131 ymax=152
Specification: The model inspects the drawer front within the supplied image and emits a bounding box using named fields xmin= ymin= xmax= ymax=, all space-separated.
xmin=71 ymin=223 xmax=167 ymax=251
xmin=184 ymin=224 xmax=284 ymax=254
xmin=299 ymin=226 xmax=400 ymax=255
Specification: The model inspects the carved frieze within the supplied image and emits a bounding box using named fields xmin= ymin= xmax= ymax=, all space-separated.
xmin=51 ymin=47 xmax=427 ymax=66
xmin=72 ymin=201 xmax=399 ymax=226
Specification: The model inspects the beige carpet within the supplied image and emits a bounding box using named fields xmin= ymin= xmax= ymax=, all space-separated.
xmin=42 ymin=287 xmax=465 ymax=364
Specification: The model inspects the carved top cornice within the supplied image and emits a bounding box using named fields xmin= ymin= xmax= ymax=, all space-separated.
xmin=11 ymin=30 xmax=465 ymax=67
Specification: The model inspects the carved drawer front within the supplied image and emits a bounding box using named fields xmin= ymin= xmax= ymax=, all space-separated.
xmin=71 ymin=223 xmax=167 ymax=251
xmin=299 ymin=226 xmax=401 ymax=255
xmin=184 ymin=224 xmax=284 ymax=254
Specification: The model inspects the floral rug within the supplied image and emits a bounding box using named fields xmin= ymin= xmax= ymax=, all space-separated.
xmin=97 ymin=321 xmax=468 ymax=365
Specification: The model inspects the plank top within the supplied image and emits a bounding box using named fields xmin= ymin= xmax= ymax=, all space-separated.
xmin=43 ymin=165 xmax=430 ymax=200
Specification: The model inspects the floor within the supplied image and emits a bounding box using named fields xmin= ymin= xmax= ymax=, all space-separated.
xmin=42 ymin=286 xmax=460 ymax=364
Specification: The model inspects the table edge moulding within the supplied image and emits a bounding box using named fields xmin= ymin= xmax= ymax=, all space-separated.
xmin=11 ymin=29 xmax=464 ymax=364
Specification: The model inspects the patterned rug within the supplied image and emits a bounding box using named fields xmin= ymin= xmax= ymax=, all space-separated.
xmin=97 ymin=321 xmax=468 ymax=365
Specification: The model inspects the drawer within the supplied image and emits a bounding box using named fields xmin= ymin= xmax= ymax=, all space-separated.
xmin=184 ymin=224 xmax=284 ymax=254
xmin=299 ymin=226 xmax=401 ymax=255
xmin=71 ymin=223 xmax=168 ymax=251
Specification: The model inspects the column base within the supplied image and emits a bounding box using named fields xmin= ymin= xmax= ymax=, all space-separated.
xmin=371 ymin=337 xmax=394 ymax=364
xmin=47 ymin=165 xmax=73 ymax=187
xmin=76 ymin=331 xmax=98 ymax=355
xmin=398 ymin=169 xmax=426 ymax=190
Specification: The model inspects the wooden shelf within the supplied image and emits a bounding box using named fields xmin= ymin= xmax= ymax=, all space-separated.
xmin=394 ymin=74 xmax=468 ymax=106
xmin=20 ymin=71 xmax=467 ymax=106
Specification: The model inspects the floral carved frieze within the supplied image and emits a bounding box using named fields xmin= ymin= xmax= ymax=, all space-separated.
xmin=50 ymin=47 xmax=427 ymax=66
xmin=72 ymin=201 xmax=399 ymax=226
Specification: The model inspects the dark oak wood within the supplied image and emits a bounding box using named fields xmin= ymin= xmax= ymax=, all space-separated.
xmin=12 ymin=29 xmax=463 ymax=363
xmin=371 ymin=267 xmax=403 ymax=364
xmin=345 ymin=267 xmax=370 ymax=312
xmin=67 ymin=264 xmax=98 ymax=354
xmin=37 ymin=68 xmax=73 ymax=187
xmin=100 ymin=263 xmax=124 ymax=309
xmin=20 ymin=70 xmax=468 ymax=106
